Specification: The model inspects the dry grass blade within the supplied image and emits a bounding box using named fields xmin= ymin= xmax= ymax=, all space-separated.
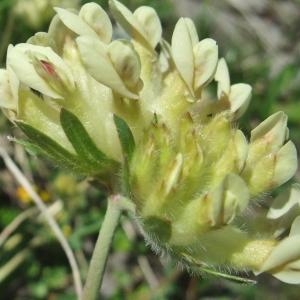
xmin=0 ymin=207 xmax=37 ymax=247
xmin=0 ymin=146 xmax=83 ymax=299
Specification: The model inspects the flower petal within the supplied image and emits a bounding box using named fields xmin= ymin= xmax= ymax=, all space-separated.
xmin=223 ymin=174 xmax=250 ymax=222
xmin=54 ymin=7 xmax=98 ymax=38
xmin=107 ymin=40 xmax=142 ymax=92
xmin=76 ymin=36 xmax=138 ymax=99
xmin=271 ymin=262 xmax=300 ymax=284
xmin=250 ymin=111 xmax=287 ymax=146
xmin=211 ymin=174 xmax=249 ymax=225
xmin=268 ymin=187 xmax=300 ymax=219
xmin=234 ymin=130 xmax=249 ymax=171
xmin=290 ymin=216 xmax=300 ymax=236
xmin=79 ymin=3 xmax=112 ymax=43
xmin=193 ymin=38 xmax=218 ymax=91
xmin=0 ymin=69 xmax=16 ymax=109
xmin=272 ymin=141 xmax=297 ymax=187
xmin=27 ymin=32 xmax=54 ymax=48
xmin=215 ymin=58 xmax=230 ymax=98
xmin=182 ymin=18 xmax=199 ymax=46
xmin=260 ymin=234 xmax=300 ymax=273
xmin=171 ymin=18 xmax=196 ymax=92
xmin=133 ymin=6 xmax=162 ymax=49
xmin=109 ymin=0 xmax=147 ymax=45
xmin=229 ymin=83 xmax=252 ymax=118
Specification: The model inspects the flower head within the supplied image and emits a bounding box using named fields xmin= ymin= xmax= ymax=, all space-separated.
xmin=0 ymin=0 xmax=299 ymax=283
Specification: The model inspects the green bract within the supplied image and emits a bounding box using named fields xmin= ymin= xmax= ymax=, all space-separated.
xmin=0 ymin=0 xmax=299 ymax=284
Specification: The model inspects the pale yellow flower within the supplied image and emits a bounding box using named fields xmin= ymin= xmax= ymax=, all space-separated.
xmin=0 ymin=0 xmax=299 ymax=284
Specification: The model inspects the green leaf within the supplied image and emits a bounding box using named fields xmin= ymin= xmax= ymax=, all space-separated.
xmin=200 ymin=266 xmax=257 ymax=285
xmin=113 ymin=114 xmax=135 ymax=161
xmin=16 ymin=121 xmax=88 ymax=173
xmin=113 ymin=114 xmax=135 ymax=195
xmin=181 ymin=252 xmax=257 ymax=285
xmin=60 ymin=108 xmax=114 ymax=168
xmin=12 ymin=138 xmax=43 ymax=155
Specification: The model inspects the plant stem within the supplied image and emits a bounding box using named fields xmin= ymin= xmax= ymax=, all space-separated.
xmin=83 ymin=194 xmax=129 ymax=300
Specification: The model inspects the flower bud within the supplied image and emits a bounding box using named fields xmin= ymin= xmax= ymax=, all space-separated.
xmin=242 ymin=112 xmax=297 ymax=195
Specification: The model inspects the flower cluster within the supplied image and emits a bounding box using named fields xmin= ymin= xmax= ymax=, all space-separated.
xmin=0 ymin=0 xmax=299 ymax=283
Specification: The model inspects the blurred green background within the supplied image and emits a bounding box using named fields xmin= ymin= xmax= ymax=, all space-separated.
xmin=0 ymin=0 xmax=300 ymax=299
